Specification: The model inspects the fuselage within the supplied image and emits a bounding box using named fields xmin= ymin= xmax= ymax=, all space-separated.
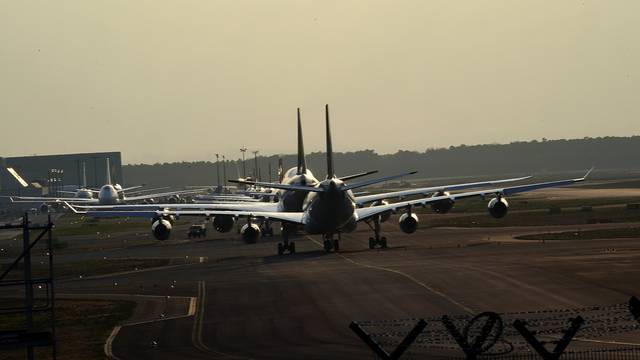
xmin=301 ymin=178 xmax=357 ymax=234
xmin=75 ymin=188 xmax=94 ymax=199
xmin=277 ymin=168 xmax=319 ymax=212
xmin=98 ymin=184 xmax=120 ymax=205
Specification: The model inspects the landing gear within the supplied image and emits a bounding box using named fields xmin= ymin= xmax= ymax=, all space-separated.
xmin=367 ymin=217 xmax=388 ymax=249
xmin=261 ymin=220 xmax=275 ymax=237
xmin=323 ymin=233 xmax=340 ymax=253
xmin=277 ymin=224 xmax=296 ymax=255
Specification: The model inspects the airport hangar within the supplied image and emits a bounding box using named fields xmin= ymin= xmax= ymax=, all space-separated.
xmin=0 ymin=151 xmax=123 ymax=212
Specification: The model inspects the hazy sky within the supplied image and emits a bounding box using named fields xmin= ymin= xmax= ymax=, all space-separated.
xmin=1 ymin=1 xmax=638 ymax=164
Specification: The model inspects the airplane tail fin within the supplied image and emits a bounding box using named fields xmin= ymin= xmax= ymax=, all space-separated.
xmin=106 ymin=157 xmax=112 ymax=185
xmin=278 ymin=158 xmax=284 ymax=183
xmin=325 ymin=104 xmax=334 ymax=179
xmin=82 ymin=161 xmax=87 ymax=188
xmin=297 ymin=108 xmax=307 ymax=175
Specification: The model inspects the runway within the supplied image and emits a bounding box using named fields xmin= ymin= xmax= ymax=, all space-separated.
xmin=52 ymin=216 xmax=640 ymax=359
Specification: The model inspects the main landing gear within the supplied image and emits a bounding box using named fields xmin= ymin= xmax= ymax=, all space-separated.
xmin=367 ymin=217 xmax=387 ymax=249
xmin=277 ymin=224 xmax=296 ymax=255
xmin=323 ymin=233 xmax=341 ymax=253
xmin=261 ymin=220 xmax=275 ymax=237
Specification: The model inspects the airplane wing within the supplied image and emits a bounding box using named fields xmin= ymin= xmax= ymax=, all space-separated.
xmin=355 ymin=169 xmax=592 ymax=222
xmin=194 ymin=195 xmax=261 ymax=202
xmin=8 ymin=196 xmax=98 ymax=203
xmin=118 ymin=185 xmax=144 ymax=193
xmin=354 ymin=175 xmax=532 ymax=205
xmin=124 ymin=188 xmax=209 ymax=202
xmin=124 ymin=186 xmax=170 ymax=196
xmin=228 ymin=180 xmax=324 ymax=193
xmin=68 ymin=201 xmax=280 ymax=212
xmin=66 ymin=202 xmax=304 ymax=224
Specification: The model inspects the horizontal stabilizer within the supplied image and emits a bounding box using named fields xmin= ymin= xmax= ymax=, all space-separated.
xmin=342 ymin=171 xmax=417 ymax=191
xmin=228 ymin=179 xmax=324 ymax=193
xmin=339 ymin=170 xmax=378 ymax=182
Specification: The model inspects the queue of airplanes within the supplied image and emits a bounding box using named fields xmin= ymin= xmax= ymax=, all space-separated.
xmin=63 ymin=105 xmax=593 ymax=255
xmin=8 ymin=158 xmax=209 ymax=209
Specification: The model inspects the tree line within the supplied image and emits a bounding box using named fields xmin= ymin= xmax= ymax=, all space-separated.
xmin=122 ymin=136 xmax=640 ymax=187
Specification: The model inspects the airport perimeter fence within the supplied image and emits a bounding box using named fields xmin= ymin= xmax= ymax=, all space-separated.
xmin=474 ymin=347 xmax=640 ymax=360
xmin=352 ymin=297 xmax=640 ymax=360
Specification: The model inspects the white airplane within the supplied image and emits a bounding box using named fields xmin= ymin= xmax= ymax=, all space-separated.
xmin=67 ymin=105 xmax=592 ymax=255
xmin=9 ymin=158 xmax=207 ymax=207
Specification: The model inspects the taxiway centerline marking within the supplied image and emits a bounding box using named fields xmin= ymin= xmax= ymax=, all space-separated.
xmin=192 ymin=280 xmax=210 ymax=353
xmin=305 ymin=236 xmax=475 ymax=314
xmin=104 ymin=325 xmax=122 ymax=360
xmin=190 ymin=281 xmax=250 ymax=359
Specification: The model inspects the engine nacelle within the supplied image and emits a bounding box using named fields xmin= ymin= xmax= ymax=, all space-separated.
xmin=399 ymin=213 xmax=419 ymax=234
xmin=151 ymin=219 xmax=172 ymax=241
xmin=488 ymin=197 xmax=509 ymax=218
xmin=162 ymin=214 xmax=176 ymax=224
xmin=240 ymin=223 xmax=261 ymax=243
xmin=370 ymin=200 xmax=391 ymax=222
xmin=167 ymin=195 xmax=180 ymax=204
xmin=430 ymin=191 xmax=455 ymax=214
xmin=213 ymin=215 xmax=235 ymax=233
xmin=40 ymin=203 xmax=50 ymax=213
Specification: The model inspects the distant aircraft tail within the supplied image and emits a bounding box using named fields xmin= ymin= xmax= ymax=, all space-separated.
xmin=278 ymin=158 xmax=284 ymax=183
xmin=106 ymin=157 xmax=112 ymax=185
xmin=297 ymin=108 xmax=307 ymax=175
xmin=82 ymin=161 xmax=87 ymax=188
xmin=325 ymin=104 xmax=334 ymax=179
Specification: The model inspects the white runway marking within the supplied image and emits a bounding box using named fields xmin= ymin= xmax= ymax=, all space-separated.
xmin=305 ymin=236 xmax=475 ymax=314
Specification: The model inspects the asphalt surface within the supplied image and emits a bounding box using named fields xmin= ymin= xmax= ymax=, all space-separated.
xmin=42 ymin=214 xmax=640 ymax=359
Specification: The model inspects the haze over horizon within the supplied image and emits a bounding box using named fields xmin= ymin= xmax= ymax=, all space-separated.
xmin=2 ymin=1 xmax=638 ymax=163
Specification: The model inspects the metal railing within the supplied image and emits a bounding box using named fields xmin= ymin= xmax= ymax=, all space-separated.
xmin=0 ymin=213 xmax=56 ymax=359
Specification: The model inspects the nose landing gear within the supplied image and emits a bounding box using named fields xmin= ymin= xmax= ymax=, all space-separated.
xmin=323 ymin=233 xmax=340 ymax=253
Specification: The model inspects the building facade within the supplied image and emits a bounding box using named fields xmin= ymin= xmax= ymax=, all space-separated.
xmin=0 ymin=152 xmax=123 ymax=198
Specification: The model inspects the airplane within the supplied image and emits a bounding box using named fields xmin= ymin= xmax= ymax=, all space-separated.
xmin=8 ymin=158 xmax=207 ymax=208
xmin=66 ymin=105 xmax=592 ymax=255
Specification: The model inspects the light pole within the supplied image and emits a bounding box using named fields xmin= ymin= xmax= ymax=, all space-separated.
xmin=240 ymin=147 xmax=247 ymax=179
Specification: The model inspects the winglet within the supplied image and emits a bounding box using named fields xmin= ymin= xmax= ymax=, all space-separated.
xmin=580 ymin=167 xmax=595 ymax=180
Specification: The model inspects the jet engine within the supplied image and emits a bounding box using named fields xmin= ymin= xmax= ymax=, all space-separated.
xmin=151 ymin=219 xmax=172 ymax=240
xmin=40 ymin=203 xmax=50 ymax=213
xmin=430 ymin=191 xmax=455 ymax=214
xmin=399 ymin=212 xmax=419 ymax=234
xmin=240 ymin=223 xmax=261 ymax=243
xmin=213 ymin=215 xmax=235 ymax=233
xmin=167 ymin=195 xmax=180 ymax=204
xmin=370 ymin=200 xmax=391 ymax=222
xmin=488 ymin=197 xmax=509 ymax=218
